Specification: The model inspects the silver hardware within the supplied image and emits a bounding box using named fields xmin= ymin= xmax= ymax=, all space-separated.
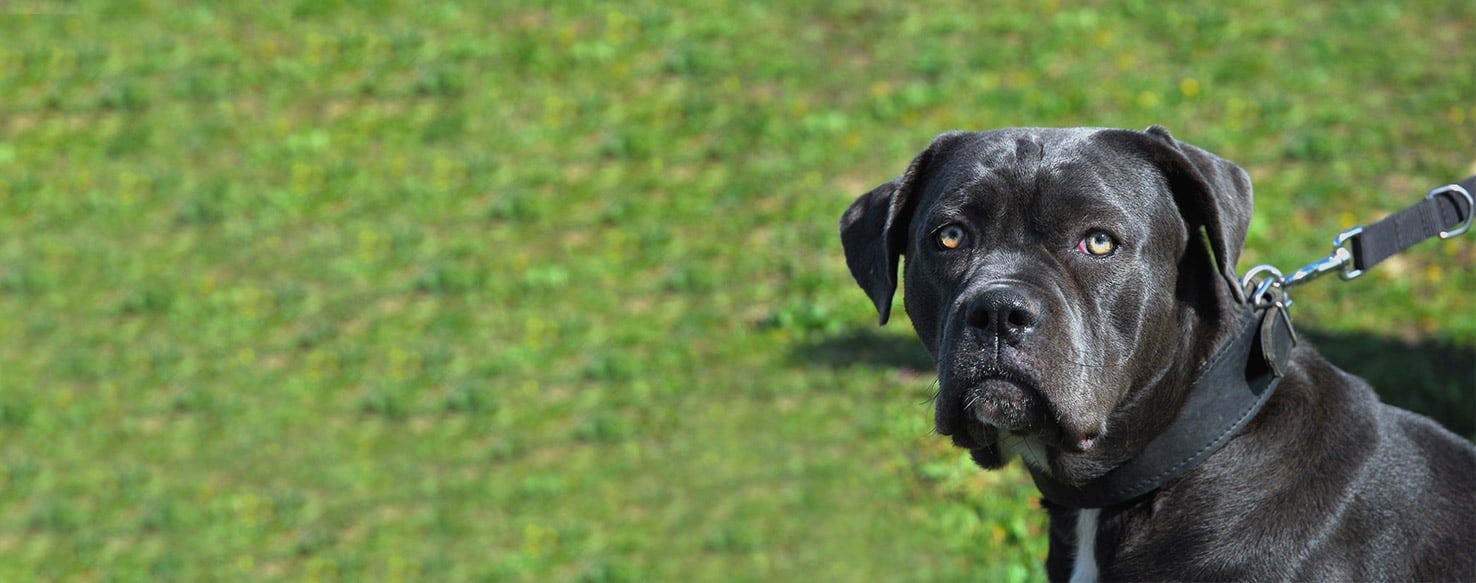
xmin=1239 ymin=181 xmax=1468 ymax=310
xmin=1241 ymin=264 xmax=1287 ymax=309
xmin=1331 ymin=226 xmax=1364 ymax=281
xmin=1258 ymin=225 xmax=1366 ymax=300
xmin=1426 ymin=184 xmax=1473 ymax=239
xmin=1282 ymin=245 xmax=1350 ymax=288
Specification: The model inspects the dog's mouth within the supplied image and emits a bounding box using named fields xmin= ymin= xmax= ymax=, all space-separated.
xmin=966 ymin=375 xmax=1040 ymax=431
xmin=938 ymin=370 xmax=1039 ymax=447
xmin=951 ymin=410 xmax=999 ymax=451
xmin=939 ymin=370 xmax=1099 ymax=455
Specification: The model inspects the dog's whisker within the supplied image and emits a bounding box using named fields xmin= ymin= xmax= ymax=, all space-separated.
xmin=920 ymin=381 xmax=942 ymax=406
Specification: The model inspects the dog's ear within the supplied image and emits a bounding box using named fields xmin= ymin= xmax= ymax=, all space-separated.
xmin=1100 ymin=126 xmax=1254 ymax=305
xmin=839 ymin=133 xmax=960 ymax=324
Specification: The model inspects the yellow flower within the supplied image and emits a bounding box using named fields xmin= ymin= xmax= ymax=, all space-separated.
xmin=1136 ymin=90 xmax=1160 ymax=110
xmin=1179 ymin=78 xmax=1201 ymax=99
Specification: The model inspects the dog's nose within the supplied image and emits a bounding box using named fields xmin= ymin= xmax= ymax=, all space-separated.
xmin=966 ymin=286 xmax=1041 ymax=345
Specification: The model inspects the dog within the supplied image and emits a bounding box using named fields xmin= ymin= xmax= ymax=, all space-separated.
xmin=839 ymin=126 xmax=1475 ymax=581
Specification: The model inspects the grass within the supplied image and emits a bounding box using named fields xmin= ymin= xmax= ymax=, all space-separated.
xmin=0 ymin=0 xmax=1472 ymax=580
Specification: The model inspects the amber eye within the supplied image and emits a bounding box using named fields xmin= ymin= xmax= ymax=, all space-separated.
xmin=937 ymin=224 xmax=967 ymax=250
xmin=1078 ymin=230 xmax=1116 ymax=256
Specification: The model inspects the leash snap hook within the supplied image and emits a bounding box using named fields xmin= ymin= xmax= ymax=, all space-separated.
xmin=1243 ymin=224 xmax=1365 ymax=308
xmin=1239 ymin=176 xmax=1472 ymax=312
xmin=1330 ymin=226 xmax=1364 ymax=280
xmin=1281 ymin=230 xmax=1358 ymax=288
xmin=1267 ymin=225 xmax=1365 ymax=294
xmin=1426 ymin=183 xmax=1473 ymax=239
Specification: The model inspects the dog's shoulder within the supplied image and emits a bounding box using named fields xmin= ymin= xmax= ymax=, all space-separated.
xmin=1268 ymin=344 xmax=1474 ymax=486
xmin=1253 ymin=345 xmax=1476 ymax=578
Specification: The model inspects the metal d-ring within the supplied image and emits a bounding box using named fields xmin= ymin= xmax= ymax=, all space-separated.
xmin=1427 ymin=183 xmax=1473 ymax=239
xmin=1240 ymin=264 xmax=1286 ymax=309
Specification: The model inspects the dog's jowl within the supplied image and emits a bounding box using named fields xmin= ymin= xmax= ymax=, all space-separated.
xmin=840 ymin=126 xmax=1475 ymax=581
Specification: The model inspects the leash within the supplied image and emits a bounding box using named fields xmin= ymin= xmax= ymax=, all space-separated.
xmin=1031 ymin=176 xmax=1474 ymax=510
xmin=1241 ymin=175 xmax=1476 ymax=310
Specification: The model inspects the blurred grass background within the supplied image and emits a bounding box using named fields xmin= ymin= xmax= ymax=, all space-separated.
xmin=1 ymin=0 xmax=1473 ymax=580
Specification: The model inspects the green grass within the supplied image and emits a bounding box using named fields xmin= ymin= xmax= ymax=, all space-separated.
xmin=1 ymin=1 xmax=1473 ymax=580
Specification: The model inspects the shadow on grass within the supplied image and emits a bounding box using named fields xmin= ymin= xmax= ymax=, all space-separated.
xmin=791 ymin=327 xmax=934 ymax=373
xmin=1303 ymin=329 xmax=1475 ymax=439
xmin=798 ymin=326 xmax=1474 ymax=438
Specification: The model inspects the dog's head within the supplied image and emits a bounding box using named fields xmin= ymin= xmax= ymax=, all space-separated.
xmin=840 ymin=126 xmax=1254 ymax=483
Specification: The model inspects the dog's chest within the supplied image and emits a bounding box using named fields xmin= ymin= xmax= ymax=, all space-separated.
xmin=1068 ymin=508 xmax=1100 ymax=583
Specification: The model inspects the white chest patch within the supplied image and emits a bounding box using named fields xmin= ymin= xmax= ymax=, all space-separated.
xmin=1069 ymin=508 xmax=1100 ymax=583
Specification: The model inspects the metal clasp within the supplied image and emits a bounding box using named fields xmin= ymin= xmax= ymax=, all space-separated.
xmin=1275 ymin=225 xmax=1364 ymax=291
xmin=1331 ymin=226 xmax=1364 ymax=281
xmin=1240 ymin=264 xmax=1287 ymax=309
xmin=1238 ymin=179 xmax=1471 ymax=312
xmin=1242 ymin=223 xmax=1369 ymax=309
xmin=1282 ymin=239 xmax=1348 ymax=287
xmin=1426 ymin=183 xmax=1473 ymax=239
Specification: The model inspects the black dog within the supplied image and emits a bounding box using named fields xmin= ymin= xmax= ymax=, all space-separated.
xmin=840 ymin=126 xmax=1475 ymax=581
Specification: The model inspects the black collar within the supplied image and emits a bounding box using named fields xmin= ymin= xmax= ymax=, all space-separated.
xmin=1029 ymin=304 xmax=1296 ymax=509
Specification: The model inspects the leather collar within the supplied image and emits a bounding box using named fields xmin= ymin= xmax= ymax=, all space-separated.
xmin=1029 ymin=304 xmax=1296 ymax=509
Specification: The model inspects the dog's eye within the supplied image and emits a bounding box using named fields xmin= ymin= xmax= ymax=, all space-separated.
xmin=936 ymin=224 xmax=968 ymax=250
xmin=1077 ymin=231 xmax=1116 ymax=256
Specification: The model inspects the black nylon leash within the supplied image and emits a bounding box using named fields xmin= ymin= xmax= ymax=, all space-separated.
xmin=1245 ymin=175 xmax=1475 ymax=296
xmin=1031 ymin=175 xmax=1472 ymax=510
xmin=1350 ymin=176 xmax=1475 ymax=274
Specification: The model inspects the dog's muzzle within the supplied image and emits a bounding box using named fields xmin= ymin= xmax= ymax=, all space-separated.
xmin=937 ymin=282 xmax=1103 ymax=454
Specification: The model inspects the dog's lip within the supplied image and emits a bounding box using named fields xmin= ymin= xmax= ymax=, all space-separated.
xmin=954 ymin=373 xmax=1037 ymax=430
xmin=964 ymin=369 xmax=1106 ymax=454
xmin=943 ymin=418 xmax=996 ymax=450
xmin=971 ymin=370 xmax=1040 ymax=409
xmin=974 ymin=365 xmax=1039 ymax=390
xmin=937 ymin=365 xmax=1044 ymax=449
xmin=954 ymin=370 xmax=1097 ymax=453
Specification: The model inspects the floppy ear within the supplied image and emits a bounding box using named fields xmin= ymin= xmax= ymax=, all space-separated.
xmin=839 ymin=178 xmax=906 ymax=324
xmin=1099 ymin=126 xmax=1254 ymax=305
xmin=838 ymin=133 xmax=959 ymax=324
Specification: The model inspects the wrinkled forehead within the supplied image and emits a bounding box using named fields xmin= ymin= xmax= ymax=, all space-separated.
xmin=921 ymin=128 xmax=1174 ymax=217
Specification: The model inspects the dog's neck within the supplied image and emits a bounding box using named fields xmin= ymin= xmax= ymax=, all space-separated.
xmin=1045 ymin=298 xmax=1227 ymax=486
xmin=1036 ymin=297 xmax=1292 ymax=512
xmin=1121 ymin=300 xmax=1232 ymax=449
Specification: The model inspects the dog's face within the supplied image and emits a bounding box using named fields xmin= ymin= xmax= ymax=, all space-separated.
xmin=841 ymin=127 xmax=1255 ymax=482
